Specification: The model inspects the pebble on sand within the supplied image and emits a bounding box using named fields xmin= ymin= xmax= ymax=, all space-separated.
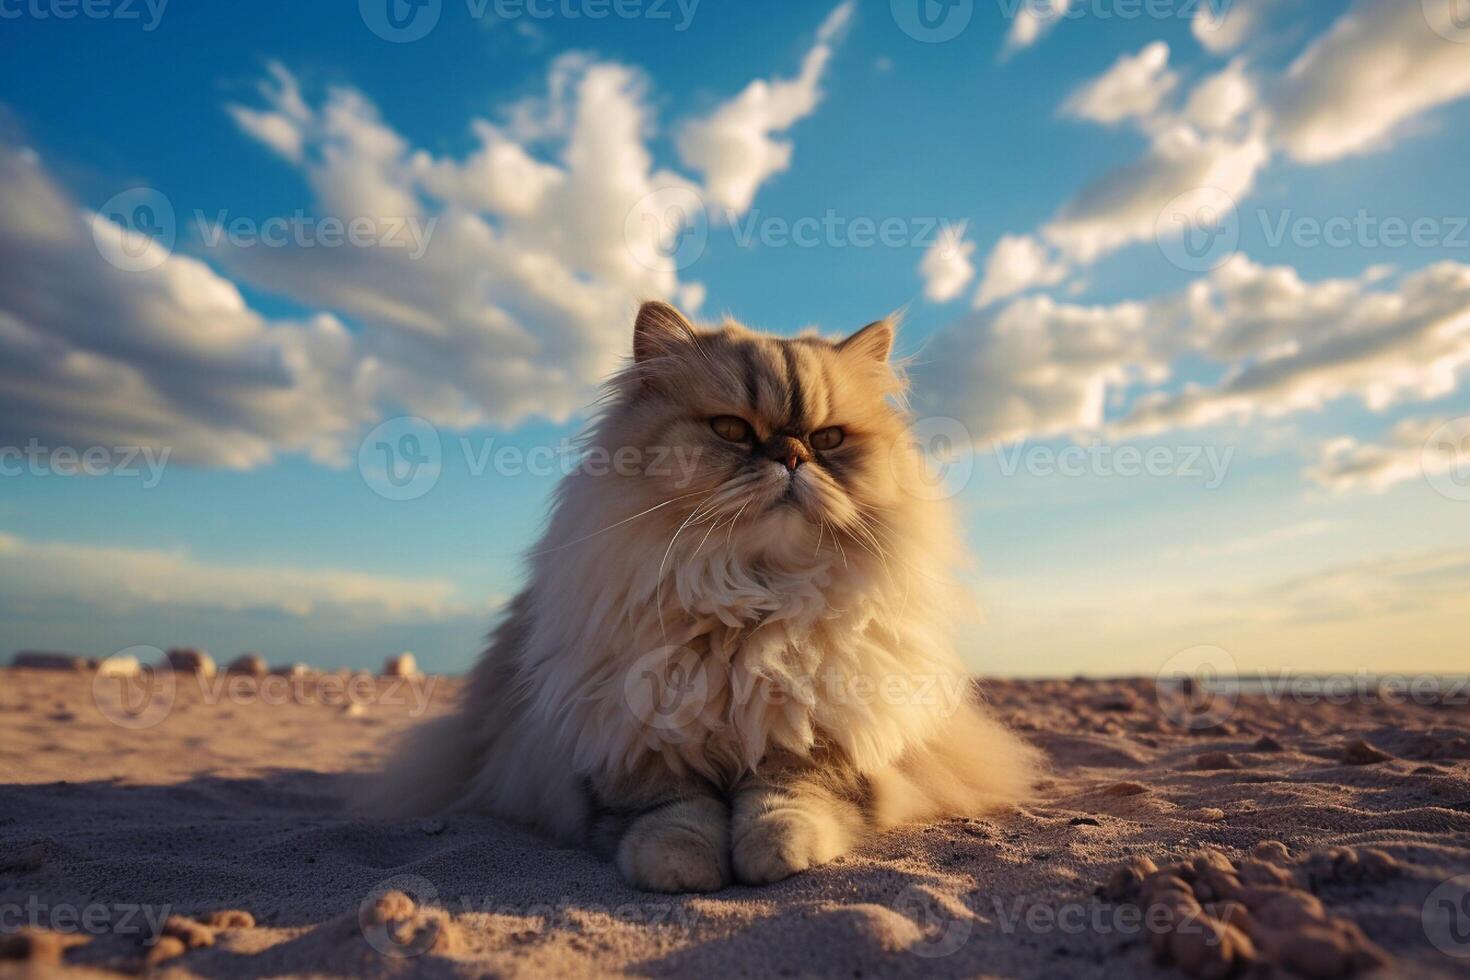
xmin=1195 ymin=752 xmax=1242 ymax=770
xmin=1105 ymin=846 xmax=1394 ymax=980
xmin=0 ymin=929 xmax=87 ymax=966
xmin=145 ymin=936 xmax=188 ymax=967
xmin=162 ymin=915 xmax=216 ymax=949
xmin=93 ymin=654 xmax=140 ymax=677
xmin=205 ymin=910 xmax=257 ymax=930
xmin=165 ymin=648 xmax=217 ymax=678
xmin=382 ymin=652 xmax=421 ymax=679
xmin=1251 ymin=734 xmax=1284 ymax=752
xmin=1342 ymin=738 xmax=1392 ymax=765
xmin=1101 ymin=781 xmax=1148 ymax=797
xmin=226 ymin=654 xmax=269 ymax=677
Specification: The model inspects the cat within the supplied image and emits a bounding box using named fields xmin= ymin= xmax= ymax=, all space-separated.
xmin=367 ymin=301 xmax=1040 ymax=892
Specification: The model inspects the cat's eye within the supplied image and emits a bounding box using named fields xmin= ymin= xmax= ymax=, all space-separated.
xmin=710 ymin=416 xmax=753 ymax=443
xmin=810 ymin=426 xmax=845 ymax=451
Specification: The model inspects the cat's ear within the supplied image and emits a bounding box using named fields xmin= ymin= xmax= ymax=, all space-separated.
xmin=837 ymin=317 xmax=896 ymax=363
xmin=633 ymin=301 xmax=698 ymax=363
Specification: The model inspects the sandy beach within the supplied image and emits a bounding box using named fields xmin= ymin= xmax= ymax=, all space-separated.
xmin=2 ymin=663 xmax=1468 ymax=978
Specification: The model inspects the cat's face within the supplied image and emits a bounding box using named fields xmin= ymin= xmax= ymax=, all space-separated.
xmin=595 ymin=302 xmax=917 ymax=556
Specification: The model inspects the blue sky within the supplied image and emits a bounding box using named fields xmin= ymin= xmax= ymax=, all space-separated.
xmin=2 ymin=0 xmax=1469 ymax=675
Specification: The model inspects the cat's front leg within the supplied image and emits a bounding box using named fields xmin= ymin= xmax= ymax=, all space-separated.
xmin=590 ymin=776 xmax=731 ymax=893
xmin=730 ymin=766 xmax=869 ymax=885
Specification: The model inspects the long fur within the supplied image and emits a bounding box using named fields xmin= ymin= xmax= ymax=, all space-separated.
xmin=365 ymin=304 xmax=1039 ymax=884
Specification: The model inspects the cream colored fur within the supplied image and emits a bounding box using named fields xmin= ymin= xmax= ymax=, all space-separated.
xmin=367 ymin=302 xmax=1040 ymax=891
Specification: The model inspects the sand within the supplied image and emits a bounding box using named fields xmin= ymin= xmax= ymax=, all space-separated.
xmin=2 ymin=666 xmax=1468 ymax=978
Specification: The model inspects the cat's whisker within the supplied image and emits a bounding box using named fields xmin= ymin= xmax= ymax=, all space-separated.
xmin=655 ymin=487 xmax=724 ymax=639
xmin=527 ymin=489 xmax=709 ymax=556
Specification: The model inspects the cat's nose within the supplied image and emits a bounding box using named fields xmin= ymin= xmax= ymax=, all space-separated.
xmin=765 ymin=436 xmax=807 ymax=472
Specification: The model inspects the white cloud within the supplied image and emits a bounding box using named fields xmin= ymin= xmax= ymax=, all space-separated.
xmin=1224 ymin=546 xmax=1470 ymax=624
xmin=2 ymin=34 xmax=845 ymax=469
xmin=920 ymin=293 xmax=1169 ymax=445
xmin=1185 ymin=59 xmax=1257 ymax=133
xmin=1043 ymin=126 xmax=1269 ymax=264
xmin=0 ymin=530 xmax=479 ymax=621
xmin=1269 ymin=0 xmax=1470 ymax=163
xmin=1003 ymin=0 xmax=1075 ymax=55
xmin=1062 ymin=42 xmax=1177 ymax=128
xmin=0 ymin=146 xmax=373 ymax=469
xmin=1191 ymin=0 xmax=1271 ymax=53
xmin=1120 ymin=259 xmax=1470 ymax=436
xmin=1306 ymin=416 xmax=1470 ymax=495
xmin=973 ymin=234 xmax=1069 ymax=308
xmin=919 ymin=257 xmax=1470 ymax=446
xmin=676 ymin=2 xmax=852 ymax=213
xmin=918 ymin=225 xmax=976 ymax=303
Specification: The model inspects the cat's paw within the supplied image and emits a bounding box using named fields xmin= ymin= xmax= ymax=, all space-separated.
xmin=732 ymin=808 xmax=829 ymax=885
xmin=618 ymin=823 xmax=729 ymax=894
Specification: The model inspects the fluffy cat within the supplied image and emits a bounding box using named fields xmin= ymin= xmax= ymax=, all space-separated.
xmin=368 ymin=301 xmax=1039 ymax=892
